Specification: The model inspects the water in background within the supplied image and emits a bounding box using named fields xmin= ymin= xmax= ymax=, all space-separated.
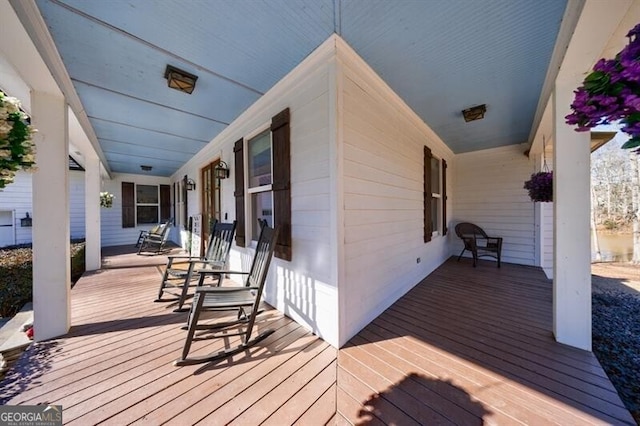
xmin=592 ymin=232 xmax=633 ymax=262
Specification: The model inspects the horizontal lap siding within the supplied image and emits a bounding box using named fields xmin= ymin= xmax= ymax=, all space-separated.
xmin=340 ymin=56 xmax=453 ymax=345
xmin=0 ymin=171 xmax=85 ymax=247
xmin=69 ymin=170 xmax=86 ymax=240
xmin=453 ymin=145 xmax=536 ymax=265
xmin=173 ymin=57 xmax=337 ymax=345
xmin=100 ymin=173 xmax=171 ymax=247
xmin=542 ymin=202 xmax=553 ymax=271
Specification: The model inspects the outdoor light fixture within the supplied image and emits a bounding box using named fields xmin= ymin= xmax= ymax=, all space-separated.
xmin=215 ymin=161 xmax=230 ymax=180
xmin=164 ymin=65 xmax=198 ymax=94
xmin=140 ymin=165 xmax=153 ymax=172
xmin=185 ymin=177 xmax=196 ymax=191
xmin=462 ymin=104 xmax=487 ymax=122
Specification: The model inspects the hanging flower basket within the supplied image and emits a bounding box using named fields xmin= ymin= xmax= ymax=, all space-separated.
xmin=100 ymin=191 xmax=115 ymax=208
xmin=524 ymin=171 xmax=553 ymax=202
xmin=0 ymin=91 xmax=37 ymax=189
xmin=565 ymin=23 xmax=640 ymax=152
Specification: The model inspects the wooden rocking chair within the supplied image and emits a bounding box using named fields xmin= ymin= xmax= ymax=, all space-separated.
xmin=174 ymin=222 xmax=279 ymax=366
xmin=155 ymin=220 xmax=237 ymax=312
xmin=137 ymin=219 xmax=172 ymax=255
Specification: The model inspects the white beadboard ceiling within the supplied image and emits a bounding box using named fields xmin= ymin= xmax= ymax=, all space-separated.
xmin=31 ymin=0 xmax=568 ymax=176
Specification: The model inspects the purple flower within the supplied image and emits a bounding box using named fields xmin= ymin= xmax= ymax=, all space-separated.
xmin=524 ymin=172 xmax=553 ymax=202
xmin=566 ymin=22 xmax=640 ymax=151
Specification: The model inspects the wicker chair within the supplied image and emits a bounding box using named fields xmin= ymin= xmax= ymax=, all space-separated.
xmin=454 ymin=222 xmax=502 ymax=267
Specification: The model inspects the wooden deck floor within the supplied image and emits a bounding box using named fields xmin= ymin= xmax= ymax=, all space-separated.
xmin=0 ymin=246 xmax=336 ymax=425
xmin=0 ymin=250 xmax=632 ymax=425
xmin=338 ymin=258 xmax=635 ymax=425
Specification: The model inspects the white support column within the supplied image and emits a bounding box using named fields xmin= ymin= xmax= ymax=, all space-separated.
xmin=84 ymin=155 xmax=101 ymax=271
xmin=31 ymin=91 xmax=70 ymax=342
xmin=552 ymin=80 xmax=591 ymax=351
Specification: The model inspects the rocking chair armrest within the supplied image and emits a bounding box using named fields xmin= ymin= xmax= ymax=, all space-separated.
xmin=194 ymin=286 xmax=258 ymax=294
xmin=195 ymin=268 xmax=250 ymax=276
xmin=167 ymin=255 xmax=204 ymax=260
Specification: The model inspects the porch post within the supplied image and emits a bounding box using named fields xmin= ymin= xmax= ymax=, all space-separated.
xmin=31 ymin=91 xmax=71 ymax=341
xmin=552 ymin=80 xmax=591 ymax=351
xmin=85 ymin=155 xmax=101 ymax=271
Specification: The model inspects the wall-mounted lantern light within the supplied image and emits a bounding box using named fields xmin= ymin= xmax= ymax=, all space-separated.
xmin=215 ymin=161 xmax=230 ymax=180
xmin=20 ymin=212 xmax=32 ymax=227
xmin=184 ymin=177 xmax=196 ymax=191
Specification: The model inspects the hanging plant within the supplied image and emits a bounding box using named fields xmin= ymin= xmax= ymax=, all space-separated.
xmin=0 ymin=91 xmax=37 ymax=189
xmin=100 ymin=191 xmax=115 ymax=208
xmin=565 ymin=23 xmax=640 ymax=152
xmin=524 ymin=171 xmax=553 ymax=202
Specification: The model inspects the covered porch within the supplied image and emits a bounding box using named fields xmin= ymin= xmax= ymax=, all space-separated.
xmin=0 ymin=251 xmax=632 ymax=424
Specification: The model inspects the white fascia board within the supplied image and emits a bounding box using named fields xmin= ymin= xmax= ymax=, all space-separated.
xmin=8 ymin=0 xmax=112 ymax=178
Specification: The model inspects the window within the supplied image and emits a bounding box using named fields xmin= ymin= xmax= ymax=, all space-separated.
xmin=248 ymin=129 xmax=274 ymax=240
xmin=121 ymin=182 xmax=171 ymax=228
xmin=424 ymin=146 xmax=447 ymax=242
xmin=136 ymin=185 xmax=159 ymax=224
xmin=234 ymin=108 xmax=291 ymax=260
xmin=174 ymin=180 xmax=185 ymax=230
xmin=431 ymin=156 xmax=441 ymax=235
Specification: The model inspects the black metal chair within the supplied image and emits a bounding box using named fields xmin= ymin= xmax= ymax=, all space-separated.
xmin=156 ymin=220 xmax=236 ymax=312
xmin=137 ymin=219 xmax=173 ymax=255
xmin=455 ymin=222 xmax=502 ymax=267
xmin=174 ymin=222 xmax=279 ymax=366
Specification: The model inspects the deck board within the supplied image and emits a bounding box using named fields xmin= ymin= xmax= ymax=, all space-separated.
xmin=0 ymin=249 xmax=632 ymax=425
xmin=337 ymin=258 xmax=635 ymax=425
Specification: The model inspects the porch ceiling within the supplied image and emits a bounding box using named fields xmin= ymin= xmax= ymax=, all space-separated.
xmin=32 ymin=0 xmax=567 ymax=176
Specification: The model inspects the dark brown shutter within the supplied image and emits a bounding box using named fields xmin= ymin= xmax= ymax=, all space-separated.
xmin=173 ymin=182 xmax=177 ymax=225
xmin=182 ymin=175 xmax=189 ymax=230
xmin=442 ymin=159 xmax=448 ymax=236
xmin=271 ymin=108 xmax=292 ymax=261
xmin=234 ymin=138 xmax=246 ymax=247
xmin=424 ymin=146 xmax=432 ymax=243
xmin=122 ymin=181 xmax=135 ymax=228
xmin=160 ymin=184 xmax=171 ymax=222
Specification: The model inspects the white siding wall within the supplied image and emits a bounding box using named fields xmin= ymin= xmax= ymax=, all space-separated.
xmin=0 ymin=171 xmax=33 ymax=246
xmin=69 ymin=170 xmax=85 ymax=240
xmin=453 ymin=145 xmax=536 ymax=266
xmin=541 ymin=201 xmax=553 ymax=276
xmin=172 ymin=39 xmax=338 ymax=345
xmin=0 ymin=170 xmax=85 ymax=247
xmin=338 ymin=40 xmax=454 ymax=345
xmin=100 ymin=173 xmax=171 ymax=247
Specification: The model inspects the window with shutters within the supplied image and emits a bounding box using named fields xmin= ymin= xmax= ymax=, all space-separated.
xmin=431 ymin=156 xmax=441 ymax=236
xmin=122 ymin=182 xmax=171 ymax=227
xmin=234 ymin=108 xmax=291 ymax=260
xmin=424 ymin=146 xmax=447 ymax=242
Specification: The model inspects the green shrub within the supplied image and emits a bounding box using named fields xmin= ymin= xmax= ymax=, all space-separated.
xmin=0 ymin=242 xmax=85 ymax=317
